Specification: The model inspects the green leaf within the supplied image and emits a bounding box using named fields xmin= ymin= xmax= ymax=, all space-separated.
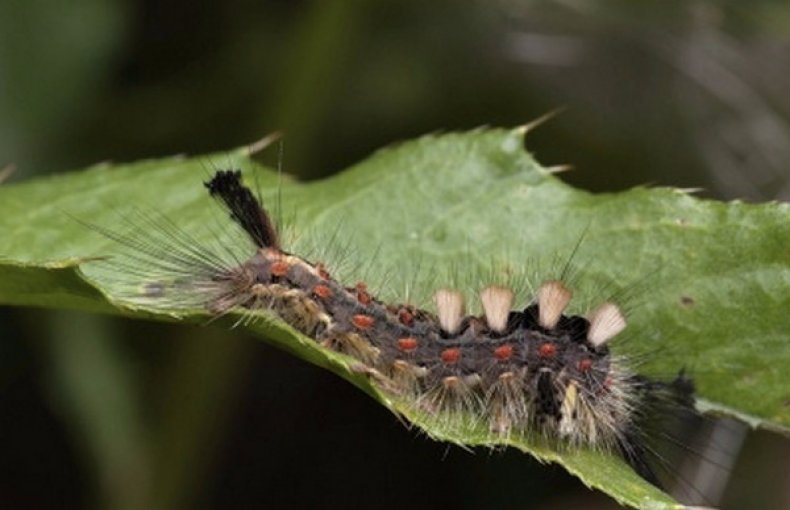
xmin=1 ymin=127 xmax=788 ymax=509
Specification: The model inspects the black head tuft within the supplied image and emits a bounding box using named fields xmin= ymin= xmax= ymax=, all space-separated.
xmin=204 ymin=170 xmax=279 ymax=249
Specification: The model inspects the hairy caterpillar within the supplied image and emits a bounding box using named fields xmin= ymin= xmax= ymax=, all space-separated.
xmin=87 ymin=168 xmax=711 ymax=505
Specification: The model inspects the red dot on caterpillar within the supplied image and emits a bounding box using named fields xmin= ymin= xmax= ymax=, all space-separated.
xmin=397 ymin=308 xmax=414 ymax=327
xmin=270 ymin=260 xmax=290 ymax=277
xmin=351 ymin=314 xmax=375 ymax=330
xmin=313 ymin=284 xmax=333 ymax=299
xmin=397 ymin=337 xmax=418 ymax=352
xmin=538 ymin=342 xmax=557 ymax=358
xmin=355 ymin=282 xmax=372 ymax=305
xmin=494 ymin=344 xmax=514 ymax=361
xmin=440 ymin=348 xmax=461 ymax=364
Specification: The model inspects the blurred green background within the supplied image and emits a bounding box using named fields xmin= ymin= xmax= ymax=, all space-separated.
xmin=1 ymin=1 xmax=789 ymax=509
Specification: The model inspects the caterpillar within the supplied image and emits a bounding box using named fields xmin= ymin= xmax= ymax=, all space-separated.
xmin=204 ymin=169 xmax=641 ymax=442
xmin=88 ymin=168 xmax=706 ymax=504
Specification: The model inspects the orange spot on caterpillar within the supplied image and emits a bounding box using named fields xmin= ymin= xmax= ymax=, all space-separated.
xmin=271 ymin=260 xmax=290 ymax=277
xmin=397 ymin=337 xmax=418 ymax=352
xmin=493 ymin=344 xmax=513 ymax=361
xmin=398 ymin=309 xmax=414 ymax=327
xmin=352 ymin=314 xmax=375 ymax=330
xmin=355 ymin=282 xmax=372 ymax=305
xmin=440 ymin=348 xmax=461 ymax=364
xmin=313 ymin=284 xmax=333 ymax=299
xmin=577 ymin=358 xmax=593 ymax=372
xmin=538 ymin=342 xmax=556 ymax=358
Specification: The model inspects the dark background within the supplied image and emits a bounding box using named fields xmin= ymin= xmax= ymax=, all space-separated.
xmin=1 ymin=1 xmax=789 ymax=509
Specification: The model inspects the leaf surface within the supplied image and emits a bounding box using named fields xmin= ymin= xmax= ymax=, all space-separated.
xmin=2 ymin=128 xmax=788 ymax=509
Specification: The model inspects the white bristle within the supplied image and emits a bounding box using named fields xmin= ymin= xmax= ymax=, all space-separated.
xmin=559 ymin=381 xmax=579 ymax=438
xmin=480 ymin=286 xmax=514 ymax=333
xmin=537 ymin=280 xmax=572 ymax=329
xmin=587 ymin=302 xmax=627 ymax=346
xmin=434 ymin=289 xmax=465 ymax=334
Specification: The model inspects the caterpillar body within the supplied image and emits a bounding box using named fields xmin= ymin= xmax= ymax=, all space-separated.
xmin=91 ymin=169 xmax=701 ymax=499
